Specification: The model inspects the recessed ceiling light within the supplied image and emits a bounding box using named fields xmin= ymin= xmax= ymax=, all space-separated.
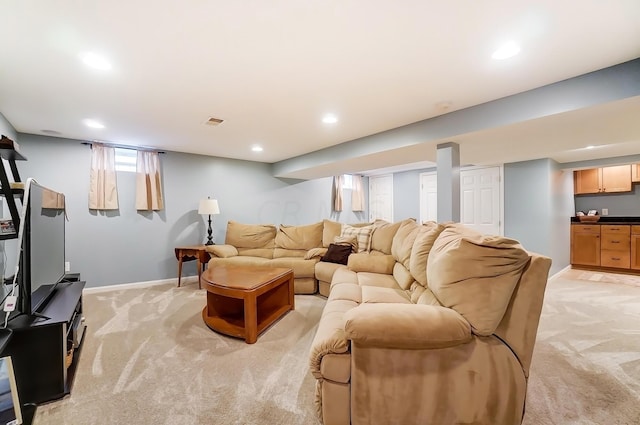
xmin=322 ymin=114 xmax=338 ymax=124
xmin=83 ymin=119 xmax=105 ymax=129
xmin=80 ymin=52 xmax=112 ymax=70
xmin=252 ymin=145 xmax=263 ymax=152
xmin=491 ymin=42 xmax=520 ymax=60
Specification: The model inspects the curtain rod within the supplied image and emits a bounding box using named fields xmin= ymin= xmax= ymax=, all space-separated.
xmin=81 ymin=141 xmax=166 ymax=154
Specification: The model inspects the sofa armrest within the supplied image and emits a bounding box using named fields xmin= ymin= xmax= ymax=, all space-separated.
xmin=344 ymin=304 xmax=471 ymax=349
xmin=205 ymin=244 xmax=239 ymax=258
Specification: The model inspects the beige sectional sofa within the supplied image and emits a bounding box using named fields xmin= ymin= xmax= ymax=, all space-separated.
xmin=205 ymin=219 xmax=375 ymax=294
xmin=309 ymin=219 xmax=551 ymax=425
xmin=206 ymin=217 xmax=551 ymax=425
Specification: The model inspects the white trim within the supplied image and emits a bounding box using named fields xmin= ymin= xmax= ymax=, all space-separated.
xmin=83 ymin=276 xmax=200 ymax=294
xmin=548 ymin=265 xmax=571 ymax=281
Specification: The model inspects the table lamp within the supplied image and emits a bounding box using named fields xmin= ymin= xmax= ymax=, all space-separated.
xmin=198 ymin=197 xmax=220 ymax=245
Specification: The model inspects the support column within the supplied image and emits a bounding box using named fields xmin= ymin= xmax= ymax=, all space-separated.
xmin=436 ymin=142 xmax=460 ymax=222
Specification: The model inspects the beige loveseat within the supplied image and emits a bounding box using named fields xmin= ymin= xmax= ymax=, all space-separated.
xmin=205 ymin=220 xmax=324 ymax=294
xmin=309 ymin=220 xmax=551 ymax=425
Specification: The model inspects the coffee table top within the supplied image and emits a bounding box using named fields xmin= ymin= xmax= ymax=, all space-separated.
xmin=202 ymin=265 xmax=293 ymax=291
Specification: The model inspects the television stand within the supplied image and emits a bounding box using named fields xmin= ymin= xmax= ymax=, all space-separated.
xmin=1 ymin=281 xmax=86 ymax=408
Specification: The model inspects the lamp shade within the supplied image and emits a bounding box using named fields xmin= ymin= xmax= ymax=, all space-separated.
xmin=198 ymin=198 xmax=220 ymax=215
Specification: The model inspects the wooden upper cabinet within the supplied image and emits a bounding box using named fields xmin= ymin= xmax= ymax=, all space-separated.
xmin=574 ymin=165 xmax=632 ymax=194
xmin=601 ymin=165 xmax=632 ymax=192
xmin=574 ymin=169 xmax=601 ymax=194
xmin=632 ymin=164 xmax=640 ymax=183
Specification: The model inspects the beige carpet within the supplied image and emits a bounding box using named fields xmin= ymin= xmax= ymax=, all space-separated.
xmin=33 ymin=273 xmax=640 ymax=425
xmin=34 ymin=282 xmax=324 ymax=425
xmin=522 ymin=274 xmax=640 ymax=425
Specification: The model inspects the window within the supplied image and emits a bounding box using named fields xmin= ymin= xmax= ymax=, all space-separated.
xmin=114 ymin=148 xmax=137 ymax=172
xmin=343 ymin=174 xmax=353 ymax=190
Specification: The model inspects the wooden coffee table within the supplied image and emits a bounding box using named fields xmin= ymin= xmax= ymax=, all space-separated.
xmin=201 ymin=265 xmax=294 ymax=344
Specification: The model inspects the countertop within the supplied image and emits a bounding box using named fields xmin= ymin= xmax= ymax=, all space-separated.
xmin=571 ymin=216 xmax=640 ymax=225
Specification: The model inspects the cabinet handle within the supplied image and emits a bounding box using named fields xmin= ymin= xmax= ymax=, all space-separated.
xmin=611 ymin=241 xmax=620 ymax=244
xmin=612 ymin=257 xmax=621 ymax=261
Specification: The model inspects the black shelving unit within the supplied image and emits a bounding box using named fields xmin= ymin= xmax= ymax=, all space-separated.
xmin=0 ymin=135 xmax=26 ymax=240
xmin=4 ymin=281 xmax=86 ymax=406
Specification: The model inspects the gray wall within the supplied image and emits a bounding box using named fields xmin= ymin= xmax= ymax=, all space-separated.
xmin=575 ymin=185 xmax=640 ymax=216
xmin=392 ymin=169 xmax=426 ymax=221
xmin=504 ymin=158 xmax=574 ymax=275
xmin=0 ymin=112 xmax=17 ymax=141
xmin=8 ymin=134 xmax=365 ymax=288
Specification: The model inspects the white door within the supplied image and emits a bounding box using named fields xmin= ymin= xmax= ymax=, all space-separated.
xmin=460 ymin=166 xmax=501 ymax=235
xmin=369 ymin=174 xmax=393 ymax=222
xmin=419 ymin=172 xmax=438 ymax=223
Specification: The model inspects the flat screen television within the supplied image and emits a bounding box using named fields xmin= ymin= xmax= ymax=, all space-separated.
xmin=18 ymin=181 xmax=66 ymax=317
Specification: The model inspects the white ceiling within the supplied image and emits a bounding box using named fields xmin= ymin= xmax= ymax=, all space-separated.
xmin=1 ymin=1 xmax=639 ymax=177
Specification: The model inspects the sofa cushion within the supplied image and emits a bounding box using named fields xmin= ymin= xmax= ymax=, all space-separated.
xmin=361 ymin=286 xmax=411 ymax=304
xmin=370 ymin=220 xmax=402 ymax=254
xmin=275 ymin=222 xmax=323 ymax=250
xmin=269 ymin=257 xmax=317 ymax=278
xmin=322 ymin=219 xmax=343 ymax=248
xmin=341 ymin=224 xmax=373 ymax=253
xmin=321 ymin=244 xmax=352 ymax=265
xmin=273 ymin=248 xmax=307 ymax=258
xmin=409 ymin=222 xmax=445 ymax=287
xmin=331 ymin=268 xmax=358 ymax=288
xmin=315 ymin=261 xmax=345 ymax=283
xmin=391 ymin=219 xmax=421 ymax=268
xmin=427 ymin=224 xmax=530 ymax=336
xmin=357 ymin=272 xmax=400 ymax=289
xmin=328 ymin=283 xmax=362 ymax=303
xmin=333 ymin=235 xmax=358 ymax=253
xmin=237 ymin=247 xmax=274 ymax=259
xmin=347 ymin=253 xmax=395 ymax=275
xmin=392 ymin=262 xmax=415 ymax=291
xmin=225 ymin=221 xmax=276 ymax=249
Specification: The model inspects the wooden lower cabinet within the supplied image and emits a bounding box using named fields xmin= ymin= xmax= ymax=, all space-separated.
xmin=600 ymin=225 xmax=630 ymax=268
xmin=571 ymin=224 xmax=640 ymax=272
xmin=631 ymin=226 xmax=640 ymax=270
xmin=571 ymin=225 xmax=601 ymax=266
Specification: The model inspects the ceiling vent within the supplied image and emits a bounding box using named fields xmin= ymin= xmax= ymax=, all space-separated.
xmin=205 ymin=117 xmax=224 ymax=126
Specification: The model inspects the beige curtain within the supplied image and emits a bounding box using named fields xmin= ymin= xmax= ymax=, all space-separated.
xmin=89 ymin=143 xmax=119 ymax=210
xmin=136 ymin=150 xmax=164 ymax=211
xmin=332 ymin=175 xmax=344 ymax=212
xmin=351 ymin=174 xmax=365 ymax=211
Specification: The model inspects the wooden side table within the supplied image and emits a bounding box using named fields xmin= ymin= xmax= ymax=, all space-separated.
xmin=174 ymin=245 xmax=211 ymax=289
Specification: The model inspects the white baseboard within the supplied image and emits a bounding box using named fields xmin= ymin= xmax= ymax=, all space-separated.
xmin=548 ymin=265 xmax=571 ymax=282
xmin=83 ymin=275 xmax=200 ymax=294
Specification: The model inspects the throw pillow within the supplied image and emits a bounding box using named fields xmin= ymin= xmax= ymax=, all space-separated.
xmin=340 ymin=224 xmax=373 ymax=253
xmin=333 ymin=235 xmax=358 ymax=253
xmin=320 ymin=243 xmax=352 ymax=265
